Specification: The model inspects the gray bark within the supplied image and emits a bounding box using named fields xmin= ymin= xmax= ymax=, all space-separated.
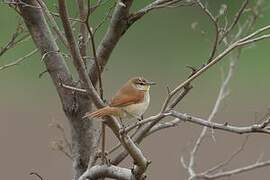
xmin=17 ymin=1 xmax=96 ymax=179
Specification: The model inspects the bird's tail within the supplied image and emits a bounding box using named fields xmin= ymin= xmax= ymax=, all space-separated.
xmin=83 ymin=106 xmax=121 ymax=119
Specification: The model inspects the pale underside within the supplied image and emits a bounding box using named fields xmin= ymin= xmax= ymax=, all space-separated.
xmin=120 ymin=91 xmax=150 ymax=119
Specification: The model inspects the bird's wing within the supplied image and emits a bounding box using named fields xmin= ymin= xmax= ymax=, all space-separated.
xmin=110 ymin=84 xmax=144 ymax=107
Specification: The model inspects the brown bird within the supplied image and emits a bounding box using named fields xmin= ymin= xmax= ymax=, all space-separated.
xmin=83 ymin=77 xmax=155 ymax=122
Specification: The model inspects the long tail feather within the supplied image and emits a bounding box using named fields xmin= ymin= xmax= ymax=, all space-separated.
xmin=83 ymin=106 xmax=121 ymax=119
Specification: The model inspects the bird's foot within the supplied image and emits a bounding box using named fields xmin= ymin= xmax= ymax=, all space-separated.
xmin=119 ymin=126 xmax=126 ymax=135
xmin=96 ymin=150 xmax=111 ymax=166
xmin=104 ymin=156 xmax=111 ymax=166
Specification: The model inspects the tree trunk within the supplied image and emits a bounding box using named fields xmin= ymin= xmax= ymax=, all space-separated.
xmin=17 ymin=1 xmax=96 ymax=179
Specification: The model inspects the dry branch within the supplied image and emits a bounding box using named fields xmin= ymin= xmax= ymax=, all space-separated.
xmin=195 ymin=160 xmax=270 ymax=180
xmin=88 ymin=0 xmax=134 ymax=84
xmin=171 ymin=111 xmax=270 ymax=135
xmin=78 ymin=165 xmax=133 ymax=180
xmin=58 ymin=0 xmax=104 ymax=107
xmin=0 ymin=48 xmax=37 ymax=71
xmin=5 ymin=0 xmax=270 ymax=180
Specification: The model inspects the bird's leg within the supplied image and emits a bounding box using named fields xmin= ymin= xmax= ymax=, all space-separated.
xmin=119 ymin=117 xmax=125 ymax=127
xmin=97 ymin=150 xmax=111 ymax=166
xmin=119 ymin=117 xmax=126 ymax=135
xmin=137 ymin=115 xmax=144 ymax=121
xmin=134 ymin=115 xmax=143 ymax=130
xmin=101 ymin=122 xmax=106 ymax=165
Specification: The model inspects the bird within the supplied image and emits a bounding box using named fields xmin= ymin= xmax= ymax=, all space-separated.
xmin=83 ymin=77 xmax=155 ymax=123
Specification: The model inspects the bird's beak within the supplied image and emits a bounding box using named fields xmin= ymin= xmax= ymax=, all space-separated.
xmin=146 ymin=81 xmax=156 ymax=85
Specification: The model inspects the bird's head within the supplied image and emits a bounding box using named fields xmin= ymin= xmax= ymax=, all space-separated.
xmin=130 ymin=77 xmax=156 ymax=91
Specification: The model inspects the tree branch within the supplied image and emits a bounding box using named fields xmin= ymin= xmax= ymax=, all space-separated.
xmin=187 ymin=49 xmax=240 ymax=177
xmin=195 ymin=160 xmax=270 ymax=180
xmin=58 ymin=0 xmax=104 ymax=107
xmin=0 ymin=20 xmax=30 ymax=57
xmin=89 ymin=0 xmax=134 ymax=84
xmin=17 ymin=1 xmax=97 ymax=179
xmin=219 ymin=0 xmax=249 ymax=44
xmin=171 ymin=111 xmax=270 ymax=135
xmin=78 ymin=165 xmax=133 ymax=180
xmin=196 ymin=0 xmax=219 ymax=63
xmin=128 ymin=0 xmax=194 ymax=27
xmin=76 ymin=0 xmax=88 ymax=63
xmin=204 ymin=136 xmax=249 ymax=175
xmin=36 ymin=0 xmax=68 ymax=48
xmin=0 ymin=48 xmax=38 ymax=71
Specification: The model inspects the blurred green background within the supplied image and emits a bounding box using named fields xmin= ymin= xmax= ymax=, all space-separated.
xmin=1 ymin=0 xmax=270 ymax=179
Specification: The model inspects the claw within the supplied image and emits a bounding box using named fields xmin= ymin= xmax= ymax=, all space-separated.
xmin=105 ymin=157 xmax=111 ymax=166
xmin=119 ymin=127 xmax=126 ymax=135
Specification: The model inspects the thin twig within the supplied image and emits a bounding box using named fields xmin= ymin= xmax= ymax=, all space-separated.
xmin=93 ymin=2 xmax=116 ymax=35
xmin=196 ymin=160 xmax=270 ymax=180
xmin=86 ymin=0 xmax=104 ymax=99
xmin=50 ymin=12 xmax=84 ymax=22
xmin=36 ymin=0 xmax=68 ymax=48
xmin=219 ymin=0 xmax=249 ymax=44
xmin=0 ymin=20 xmax=29 ymax=57
xmin=85 ymin=0 xmax=105 ymax=166
xmin=0 ymin=49 xmax=38 ymax=71
xmin=29 ymin=172 xmax=44 ymax=180
xmin=58 ymin=0 xmax=104 ymax=107
xmin=60 ymin=83 xmax=87 ymax=93
xmin=187 ymin=48 xmax=239 ymax=177
xmin=205 ymin=136 xmax=249 ymax=174
xmin=196 ymin=0 xmax=219 ymax=63
xmin=171 ymin=111 xmax=270 ymax=135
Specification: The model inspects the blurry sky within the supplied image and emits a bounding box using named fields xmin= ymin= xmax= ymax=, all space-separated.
xmin=0 ymin=0 xmax=270 ymax=180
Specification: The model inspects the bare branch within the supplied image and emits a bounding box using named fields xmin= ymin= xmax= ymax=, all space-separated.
xmin=196 ymin=160 xmax=270 ymax=180
xmin=78 ymin=165 xmax=133 ymax=180
xmin=4 ymin=0 xmax=41 ymax=9
xmin=128 ymin=0 xmax=194 ymax=27
xmin=0 ymin=20 xmax=30 ymax=57
xmin=125 ymin=113 xmax=168 ymax=133
xmin=49 ymin=11 xmax=83 ymax=22
xmin=219 ymin=0 xmax=249 ymax=44
xmin=76 ymin=0 xmax=88 ymax=63
xmin=89 ymin=0 xmax=134 ymax=84
xmin=108 ymin=126 xmax=141 ymax=155
xmin=237 ymin=24 xmax=270 ymax=43
xmin=0 ymin=48 xmax=38 ymax=71
xmin=16 ymin=1 xmax=98 ymax=179
xmin=170 ymin=24 xmax=270 ymax=99
xmin=58 ymin=0 xmax=104 ymax=107
xmin=85 ymin=0 xmax=104 ymax=99
xmin=196 ymin=0 xmax=219 ymax=63
xmin=171 ymin=111 xmax=270 ymax=135
xmin=237 ymin=33 xmax=270 ymax=46
xmin=168 ymin=83 xmax=193 ymax=109
xmin=146 ymin=118 xmax=182 ymax=136
xmin=187 ymin=49 xmax=240 ymax=177
xmin=60 ymin=83 xmax=87 ymax=93
xmin=98 ymin=115 xmax=149 ymax=179
xmin=205 ymin=136 xmax=249 ymax=175
xmin=57 ymin=2 xmax=151 ymax=178
xmin=36 ymin=0 xmax=68 ymax=48
xmin=29 ymin=172 xmax=44 ymax=180
xmin=93 ymin=3 xmax=116 ymax=35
